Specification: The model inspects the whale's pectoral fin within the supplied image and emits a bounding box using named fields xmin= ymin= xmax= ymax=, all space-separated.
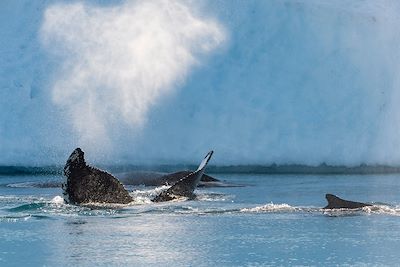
xmin=324 ymin=193 xmax=372 ymax=209
xmin=152 ymin=151 xmax=214 ymax=202
xmin=196 ymin=151 xmax=213 ymax=172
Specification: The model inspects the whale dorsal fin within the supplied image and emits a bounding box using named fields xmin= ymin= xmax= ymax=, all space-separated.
xmin=152 ymin=151 xmax=214 ymax=202
xmin=324 ymin=194 xmax=372 ymax=209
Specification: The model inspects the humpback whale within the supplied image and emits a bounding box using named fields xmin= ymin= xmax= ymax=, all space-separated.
xmin=62 ymin=148 xmax=133 ymax=205
xmin=9 ymin=170 xmax=228 ymax=189
xmin=323 ymin=194 xmax=372 ymax=209
xmin=62 ymin=148 xmax=213 ymax=205
xmin=152 ymin=151 xmax=213 ymax=202
xmin=116 ymin=170 xmax=222 ymax=187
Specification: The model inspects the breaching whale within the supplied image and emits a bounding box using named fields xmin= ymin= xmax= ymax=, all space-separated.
xmin=323 ymin=194 xmax=372 ymax=209
xmin=62 ymin=148 xmax=213 ymax=205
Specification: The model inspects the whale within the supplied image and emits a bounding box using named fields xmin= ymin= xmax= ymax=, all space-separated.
xmin=62 ymin=148 xmax=214 ymax=205
xmin=62 ymin=148 xmax=133 ymax=205
xmin=116 ymin=170 xmax=238 ymax=188
xmin=117 ymin=171 xmax=218 ymax=187
xmin=4 ymin=170 xmax=231 ymax=189
xmin=153 ymin=151 xmax=213 ymax=202
xmin=323 ymin=194 xmax=372 ymax=209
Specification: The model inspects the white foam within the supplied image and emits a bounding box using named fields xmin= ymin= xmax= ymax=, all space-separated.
xmin=321 ymin=205 xmax=400 ymax=216
xmin=129 ymin=185 xmax=171 ymax=204
xmin=195 ymin=192 xmax=233 ymax=202
xmin=362 ymin=205 xmax=400 ymax=216
xmin=51 ymin=195 xmax=64 ymax=205
xmin=241 ymin=203 xmax=296 ymax=213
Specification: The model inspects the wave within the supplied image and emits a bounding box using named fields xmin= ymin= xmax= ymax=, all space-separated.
xmin=240 ymin=203 xmax=400 ymax=216
xmin=322 ymin=205 xmax=400 ymax=217
xmin=0 ymin=166 xmax=62 ymax=176
xmin=240 ymin=203 xmax=299 ymax=213
xmin=2 ymin=190 xmax=400 ymax=222
xmin=6 ymin=181 xmax=62 ymax=188
xmin=0 ymin=214 xmax=33 ymax=222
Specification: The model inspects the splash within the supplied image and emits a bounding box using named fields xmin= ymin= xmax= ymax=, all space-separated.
xmin=241 ymin=203 xmax=297 ymax=213
xmin=41 ymin=0 xmax=225 ymax=150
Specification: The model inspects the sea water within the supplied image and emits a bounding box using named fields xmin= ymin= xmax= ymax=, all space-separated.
xmin=1 ymin=173 xmax=400 ymax=266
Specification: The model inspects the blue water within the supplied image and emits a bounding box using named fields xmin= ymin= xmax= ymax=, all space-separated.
xmin=1 ymin=173 xmax=400 ymax=266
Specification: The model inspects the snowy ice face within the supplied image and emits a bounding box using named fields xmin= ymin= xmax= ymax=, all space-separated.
xmin=5 ymin=1 xmax=400 ymax=166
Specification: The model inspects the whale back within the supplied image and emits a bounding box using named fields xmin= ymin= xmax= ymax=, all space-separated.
xmin=62 ymin=148 xmax=133 ymax=205
xmin=153 ymin=151 xmax=214 ymax=202
xmin=116 ymin=171 xmax=219 ymax=186
xmin=324 ymin=194 xmax=372 ymax=209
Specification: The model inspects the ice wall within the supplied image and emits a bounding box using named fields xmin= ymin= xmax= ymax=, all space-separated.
xmin=1 ymin=0 xmax=400 ymax=165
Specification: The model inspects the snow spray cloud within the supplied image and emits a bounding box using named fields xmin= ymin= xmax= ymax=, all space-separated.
xmin=41 ymin=1 xmax=225 ymax=153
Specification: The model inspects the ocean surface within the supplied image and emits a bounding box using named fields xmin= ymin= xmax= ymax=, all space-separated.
xmin=1 ymin=172 xmax=400 ymax=266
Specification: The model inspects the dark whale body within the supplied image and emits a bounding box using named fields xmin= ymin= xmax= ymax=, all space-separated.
xmin=20 ymin=171 xmax=223 ymax=189
xmin=324 ymin=194 xmax=372 ymax=209
xmin=153 ymin=151 xmax=213 ymax=202
xmin=62 ymin=148 xmax=213 ymax=205
xmin=62 ymin=148 xmax=133 ymax=205
xmin=117 ymin=170 xmax=229 ymax=188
